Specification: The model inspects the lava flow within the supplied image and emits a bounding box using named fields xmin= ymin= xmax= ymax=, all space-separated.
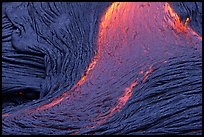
xmin=3 ymin=2 xmax=202 ymax=134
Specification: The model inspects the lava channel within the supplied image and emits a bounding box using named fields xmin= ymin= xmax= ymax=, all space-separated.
xmin=2 ymin=2 xmax=202 ymax=134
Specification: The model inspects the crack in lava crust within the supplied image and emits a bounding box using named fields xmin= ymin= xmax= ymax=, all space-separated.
xmin=2 ymin=2 xmax=202 ymax=135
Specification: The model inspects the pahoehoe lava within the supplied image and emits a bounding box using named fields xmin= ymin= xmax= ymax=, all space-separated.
xmin=2 ymin=2 xmax=202 ymax=135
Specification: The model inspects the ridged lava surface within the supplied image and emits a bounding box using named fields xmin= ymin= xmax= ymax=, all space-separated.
xmin=2 ymin=2 xmax=202 ymax=135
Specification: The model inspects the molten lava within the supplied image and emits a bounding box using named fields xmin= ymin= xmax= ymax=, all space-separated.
xmin=3 ymin=2 xmax=202 ymax=133
xmin=113 ymin=80 xmax=138 ymax=113
xmin=142 ymin=65 xmax=154 ymax=83
xmin=2 ymin=113 xmax=10 ymax=117
xmin=37 ymin=96 xmax=65 ymax=110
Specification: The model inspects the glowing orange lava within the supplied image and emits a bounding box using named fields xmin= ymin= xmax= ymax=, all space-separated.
xmin=165 ymin=2 xmax=185 ymax=32
xmin=96 ymin=80 xmax=138 ymax=125
xmin=75 ymin=56 xmax=99 ymax=86
xmin=98 ymin=2 xmax=127 ymax=57
xmin=37 ymin=95 xmax=65 ymax=110
xmin=2 ymin=3 xmax=202 ymax=132
xmin=142 ymin=65 xmax=154 ymax=83
xmin=2 ymin=113 xmax=10 ymax=117
xmin=184 ymin=17 xmax=190 ymax=26
xmin=165 ymin=2 xmax=201 ymax=42
xmin=113 ymin=80 xmax=138 ymax=113
xmin=36 ymin=37 xmax=100 ymax=110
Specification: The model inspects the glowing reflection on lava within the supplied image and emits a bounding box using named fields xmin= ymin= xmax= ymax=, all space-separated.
xmin=113 ymin=80 xmax=138 ymax=113
xmin=142 ymin=65 xmax=154 ymax=83
xmin=2 ymin=2 xmax=202 ymax=132
xmin=37 ymin=96 xmax=65 ymax=110
xmin=33 ymin=2 xmax=202 ymax=113
xmin=76 ymin=56 xmax=99 ymax=86
xmin=2 ymin=113 xmax=10 ymax=117
xmin=165 ymin=2 xmax=202 ymax=43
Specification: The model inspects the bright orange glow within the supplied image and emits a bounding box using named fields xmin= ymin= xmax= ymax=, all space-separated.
xmin=36 ymin=40 xmax=100 ymax=110
xmin=165 ymin=3 xmax=180 ymax=20
xmin=37 ymin=96 xmax=64 ymax=110
xmin=184 ymin=17 xmax=190 ymax=26
xmin=165 ymin=3 xmax=202 ymax=45
xmin=100 ymin=2 xmax=121 ymax=29
xmin=97 ymin=80 xmax=138 ymax=125
xmin=165 ymin=2 xmax=187 ymax=32
xmin=76 ymin=56 xmax=99 ymax=86
xmin=36 ymin=92 xmax=67 ymax=110
xmin=165 ymin=3 xmax=198 ymax=32
xmin=2 ymin=113 xmax=10 ymax=117
xmin=164 ymin=3 xmax=202 ymax=45
xmin=36 ymin=1 xmax=201 ymax=126
xmin=98 ymin=2 xmax=127 ymax=56
xmin=4 ymin=3 xmax=201 ymax=132
xmin=76 ymin=75 xmax=87 ymax=87
xmin=113 ymin=80 xmax=138 ymax=112
xmin=142 ymin=65 xmax=154 ymax=83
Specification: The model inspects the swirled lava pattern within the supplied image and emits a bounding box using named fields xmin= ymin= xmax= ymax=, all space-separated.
xmin=2 ymin=2 xmax=202 ymax=135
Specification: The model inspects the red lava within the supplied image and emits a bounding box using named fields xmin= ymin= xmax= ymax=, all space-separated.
xmin=3 ymin=2 xmax=202 ymax=131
